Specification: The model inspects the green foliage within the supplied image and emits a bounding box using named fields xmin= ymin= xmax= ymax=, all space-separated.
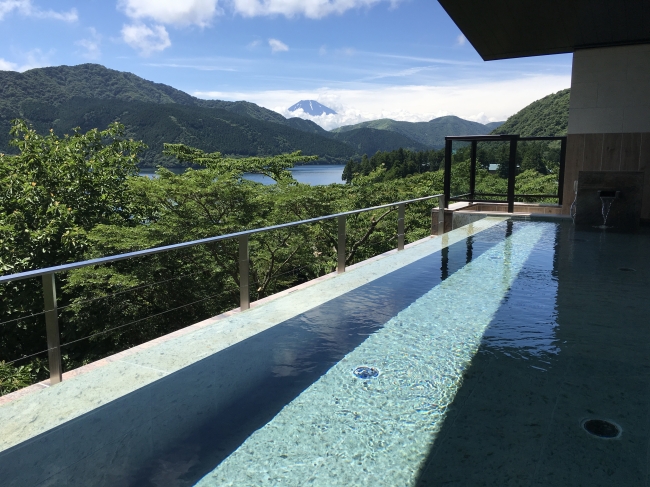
xmin=0 ymin=361 xmax=34 ymax=395
xmin=343 ymin=147 xmax=446 ymax=183
xmin=0 ymin=120 xmax=144 ymax=275
xmin=344 ymin=145 xmax=559 ymax=203
xmin=492 ymin=89 xmax=570 ymax=137
xmin=162 ymin=144 xmax=318 ymax=181
xmin=0 ymin=120 xmax=144 ymax=377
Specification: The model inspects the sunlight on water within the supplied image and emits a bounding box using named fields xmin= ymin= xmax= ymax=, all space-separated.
xmin=195 ymin=224 xmax=546 ymax=486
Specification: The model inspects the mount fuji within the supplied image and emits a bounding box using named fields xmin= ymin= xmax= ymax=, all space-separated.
xmin=288 ymin=100 xmax=337 ymax=116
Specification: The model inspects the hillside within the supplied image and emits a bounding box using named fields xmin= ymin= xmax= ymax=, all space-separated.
xmin=0 ymin=63 xmax=459 ymax=165
xmin=0 ymin=64 xmax=287 ymax=124
xmin=484 ymin=121 xmax=505 ymax=131
xmin=12 ymin=98 xmax=357 ymax=167
xmin=331 ymin=116 xmax=503 ymax=148
xmin=285 ymin=117 xmax=333 ymax=137
xmin=491 ymin=88 xmax=570 ymax=136
xmin=332 ymin=127 xmax=430 ymax=154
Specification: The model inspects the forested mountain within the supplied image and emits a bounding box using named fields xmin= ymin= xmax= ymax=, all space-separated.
xmin=331 ymin=116 xmax=504 ymax=148
xmin=332 ymin=127 xmax=430 ymax=154
xmin=9 ymin=97 xmax=356 ymax=167
xmin=0 ymin=63 xmax=568 ymax=166
xmin=484 ymin=121 xmax=506 ymax=131
xmin=0 ymin=64 xmax=286 ymax=123
xmin=0 ymin=64 xmax=439 ymax=164
xmin=491 ymin=89 xmax=570 ymax=136
xmin=285 ymin=117 xmax=333 ymax=137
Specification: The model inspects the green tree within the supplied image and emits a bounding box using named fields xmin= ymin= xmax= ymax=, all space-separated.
xmin=0 ymin=120 xmax=145 ymax=383
xmin=359 ymin=154 xmax=373 ymax=175
xmin=520 ymin=142 xmax=547 ymax=174
xmin=342 ymin=158 xmax=356 ymax=184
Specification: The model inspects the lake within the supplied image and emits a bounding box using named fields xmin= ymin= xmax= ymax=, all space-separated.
xmin=139 ymin=165 xmax=346 ymax=186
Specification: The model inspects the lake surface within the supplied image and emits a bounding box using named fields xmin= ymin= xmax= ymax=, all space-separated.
xmin=139 ymin=165 xmax=345 ymax=186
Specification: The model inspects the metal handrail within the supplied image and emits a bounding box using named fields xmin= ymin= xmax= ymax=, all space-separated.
xmin=1 ymin=192 xmax=446 ymax=385
xmin=0 ymin=193 xmax=443 ymax=284
xmin=443 ymin=135 xmax=567 ymax=213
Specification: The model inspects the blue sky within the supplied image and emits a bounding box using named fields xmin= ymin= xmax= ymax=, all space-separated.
xmin=0 ymin=0 xmax=572 ymax=129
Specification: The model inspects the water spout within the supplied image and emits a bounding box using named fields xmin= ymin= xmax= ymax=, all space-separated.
xmin=569 ymin=180 xmax=578 ymax=222
xmin=596 ymin=190 xmax=620 ymax=229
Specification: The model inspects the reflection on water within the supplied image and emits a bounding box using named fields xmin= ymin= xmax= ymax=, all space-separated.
xmin=139 ymin=165 xmax=345 ymax=186
xmin=480 ymin=223 xmax=560 ymax=359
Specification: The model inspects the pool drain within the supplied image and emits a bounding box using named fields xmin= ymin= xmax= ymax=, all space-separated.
xmin=581 ymin=419 xmax=622 ymax=439
xmin=619 ymin=267 xmax=636 ymax=272
xmin=353 ymin=366 xmax=380 ymax=379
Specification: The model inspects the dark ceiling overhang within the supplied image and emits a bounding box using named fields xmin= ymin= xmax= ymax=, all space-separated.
xmin=438 ymin=0 xmax=650 ymax=60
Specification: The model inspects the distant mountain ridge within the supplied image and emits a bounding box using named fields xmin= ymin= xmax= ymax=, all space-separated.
xmin=0 ymin=64 xmax=289 ymax=124
xmin=32 ymin=97 xmax=358 ymax=167
xmin=289 ymin=100 xmax=336 ymax=116
xmin=0 ymin=63 xmax=566 ymax=167
xmin=331 ymin=127 xmax=430 ymax=154
xmin=331 ymin=116 xmax=505 ymax=149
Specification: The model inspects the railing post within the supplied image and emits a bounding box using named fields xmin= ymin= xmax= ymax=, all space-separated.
xmin=558 ymin=137 xmax=567 ymax=206
xmin=397 ymin=203 xmax=405 ymax=251
xmin=42 ymin=273 xmax=62 ymax=385
xmin=438 ymin=195 xmax=446 ymax=236
xmin=431 ymin=207 xmax=436 ymax=236
xmin=337 ymin=215 xmax=346 ymax=273
xmin=443 ymin=139 xmax=452 ymax=208
xmin=239 ymin=235 xmax=250 ymax=311
xmin=507 ymin=136 xmax=518 ymax=213
xmin=470 ymin=140 xmax=478 ymax=202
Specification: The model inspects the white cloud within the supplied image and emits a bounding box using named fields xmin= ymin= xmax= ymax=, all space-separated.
xmin=75 ymin=28 xmax=102 ymax=60
xmin=0 ymin=48 xmax=52 ymax=72
xmin=230 ymin=0 xmax=400 ymax=19
xmin=0 ymin=0 xmax=77 ymax=22
xmin=118 ymin=0 xmax=220 ymax=27
xmin=268 ymin=38 xmax=288 ymax=53
xmin=146 ymin=62 xmax=236 ymax=71
xmin=456 ymin=34 xmax=466 ymax=46
xmin=0 ymin=58 xmax=17 ymax=70
xmin=121 ymin=23 xmax=171 ymax=56
xmin=194 ymin=74 xmax=571 ymax=130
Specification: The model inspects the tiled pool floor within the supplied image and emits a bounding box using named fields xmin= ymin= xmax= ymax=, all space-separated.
xmin=417 ymin=225 xmax=650 ymax=486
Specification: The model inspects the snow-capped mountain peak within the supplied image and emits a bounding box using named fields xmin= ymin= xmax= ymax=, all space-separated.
xmin=288 ymin=100 xmax=337 ymax=116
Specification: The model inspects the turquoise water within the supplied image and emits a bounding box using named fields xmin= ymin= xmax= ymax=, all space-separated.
xmin=196 ymin=223 xmax=546 ymax=486
xmin=139 ymin=164 xmax=345 ymax=185
xmin=4 ymin=220 xmax=649 ymax=486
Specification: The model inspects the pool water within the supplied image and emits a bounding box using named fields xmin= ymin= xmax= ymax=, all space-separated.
xmin=195 ymin=222 xmax=547 ymax=486
xmin=3 ymin=219 xmax=650 ymax=486
xmin=127 ymin=221 xmax=519 ymax=486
